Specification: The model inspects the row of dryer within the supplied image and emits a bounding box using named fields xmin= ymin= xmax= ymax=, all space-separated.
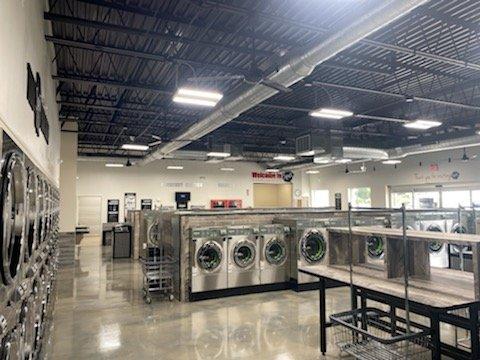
xmin=190 ymin=215 xmax=390 ymax=295
xmin=0 ymin=147 xmax=60 ymax=360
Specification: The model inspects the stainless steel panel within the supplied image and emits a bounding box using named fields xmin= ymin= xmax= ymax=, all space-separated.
xmin=191 ymin=273 xmax=228 ymax=293
xmin=227 ymin=270 xmax=260 ymax=288
xmin=260 ymin=268 xmax=287 ymax=284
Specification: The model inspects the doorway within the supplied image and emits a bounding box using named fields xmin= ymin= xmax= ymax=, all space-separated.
xmin=253 ymin=183 xmax=293 ymax=208
xmin=77 ymin=195 xmax=102 ymax=236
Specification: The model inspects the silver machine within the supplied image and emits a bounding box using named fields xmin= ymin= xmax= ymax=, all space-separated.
xmin=190 ymin=227 xmax=228 ymax=293
xmin=141 ymin=210 xmax=163 ymax=260
xmin=259 ymin=224 xmax=289 ymax=285
xmin=227 ymin=226 xmax=260 ymax=288
xmin=0 ymin=131 xmax=60 ymax=359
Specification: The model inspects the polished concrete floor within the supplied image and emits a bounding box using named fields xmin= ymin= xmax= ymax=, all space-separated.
xmin=45 ymin=237 xmax=460 ymax=359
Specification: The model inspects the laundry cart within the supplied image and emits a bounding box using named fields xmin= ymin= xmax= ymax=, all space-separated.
xmin=140 ymin=242 xmax=176 ymax=303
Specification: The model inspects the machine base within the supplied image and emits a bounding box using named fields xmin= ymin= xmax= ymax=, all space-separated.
xmin=289 ymin=278 xmax=344 ymax=292
xmin=189 ymin=282 xmax=290 ymax=301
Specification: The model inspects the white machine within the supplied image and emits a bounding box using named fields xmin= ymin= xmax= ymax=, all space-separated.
xmin=259 ymin=224 xmax=289 ymax=285
xmin=190 ymin=227 xmax=228 ymax=293
xmin=420 ymin=215 xmax=449 ymax=268
xmin=227 ymin=226 xmax=260 ymax=288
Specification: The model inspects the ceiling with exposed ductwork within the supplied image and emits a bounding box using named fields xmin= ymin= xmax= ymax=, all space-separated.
xmin=47 ymin=0 xmax=480 ymax=166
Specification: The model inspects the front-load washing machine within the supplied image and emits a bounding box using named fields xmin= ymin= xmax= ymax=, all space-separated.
xmin=449 ymin=222 xmax=472 ymax=271
xmin=259 ymin=224 xmax=289 ymax=285
xmin=190 ymin=227 xmax=228 ymax=293
xmin=227 ymin=226 xmax=260 ymax=288
xmin=420 ymin=215 xmax=448 ymax=268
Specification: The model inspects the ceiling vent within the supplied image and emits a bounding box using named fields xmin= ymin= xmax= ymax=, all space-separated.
xmin=296 ymin=133 xmax=343 ymax=158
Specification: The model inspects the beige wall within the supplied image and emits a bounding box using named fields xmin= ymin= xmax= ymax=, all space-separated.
xmin=77 ymin=159 xmax=277 ymax=224
xmin=253 ymin=183 xmax=293 ymax=208
xmin=59 ymin=124 xmax=77 ymax=232
xmin=0 ymin=0 xmax=60 ymax=184
xmin=300 ymin=146 xmax=480 ymax=209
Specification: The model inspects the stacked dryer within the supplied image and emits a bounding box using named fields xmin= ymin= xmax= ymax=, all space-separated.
xmin=0 ymin=133 xmax=60 ymax=360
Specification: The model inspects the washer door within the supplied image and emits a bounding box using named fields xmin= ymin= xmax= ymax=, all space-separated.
xmin=265 ymin=238 xmax=287 ymax=266
xmin=233 ymin=241 xmax=256 ymax=269
xmin=300 ymin=231 xmax=326 ymax=264
xmin=0 ymin=151 xmax=26 ymax=285
xmin=451 ymin=223 xmax=470 ymax=253
xmin=426 ymin=224 xmax=443 ymax=253
xmin=367 ymin=236 xmax=384 ymax=259
xmin=147 ymin=222 xmax=160 ymax=247
xmin=197 ymin=242 xmax=223 ymax=272
xmin=25 ymin=169 xmax=38 ymax=260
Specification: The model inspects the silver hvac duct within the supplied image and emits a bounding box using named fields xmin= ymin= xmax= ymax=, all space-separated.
xmin=140 ymin=0 xmax=429 ymax=165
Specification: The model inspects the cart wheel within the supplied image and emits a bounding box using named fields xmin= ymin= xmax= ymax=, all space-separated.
xmin=169 ymin=294 xmax=174 ymax=301
xmin=144 ymin=296 xmax=152 ymax=304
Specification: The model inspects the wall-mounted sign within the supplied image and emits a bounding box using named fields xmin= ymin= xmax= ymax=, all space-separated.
xmin=124 ymin=193 xmax=136 ymax=221
xmin=252 ymin=171 xmax=282 ymax=180
xmin=26 ymin=63 xmax=49 ymax=144
xmin=141 ymin=199 xmax=152 ymax=210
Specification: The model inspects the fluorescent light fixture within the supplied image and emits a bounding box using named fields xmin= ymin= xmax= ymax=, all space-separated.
xmin=207 ymin=151 xmax=231 ymax=158
xmin=220 ymin=167 xmax=235 ymax=171
xmin=309 ymin=108 xmax=354 ymax=119
xmin=476 ymin=130 xmax=480 ymax=135
xmin=173 ymin=87 xmax=223 ymax=107
xmin=273 ymin=155 xmax=295 ymax=161
xmin=105 ymin=163 xmax=124 ymax=168
xmin=313 ymin=157 xmax=331 ymax=164
xmin=335 ymin=158 xmax=352 ymax=164
xmin=403 ymin=120 xmax=442 ymax=130
xmin=121 ymin=143 xmax=149 ymax=151
xmin=265 ymin=169 xmax=280 ymax=173
xmin=306 ymin=170 xmax=319 ymax=174
xmin=382 ymin=159 xmax=402 ymax=165
xmin=167 ymin=165 xmax=183 ymax=170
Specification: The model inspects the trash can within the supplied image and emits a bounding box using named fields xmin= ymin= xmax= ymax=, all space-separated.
xmin=112 ymin=225 xmax=132 ymax=259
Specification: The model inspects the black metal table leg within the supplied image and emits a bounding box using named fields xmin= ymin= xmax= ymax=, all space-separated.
xmin=430 ymin=311 xmax=441 ymax=360
xmin=319 ymin=277 xmax=327 ymax=356
xmin=470 ymin=303 xmax=479 ymax=359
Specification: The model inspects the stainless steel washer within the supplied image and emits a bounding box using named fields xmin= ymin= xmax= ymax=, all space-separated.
xmin=298 ymin=226 xmax=328 ymax=284
xmin=190 ymin=227 xmax=228 ymax=293
xmin=227 ymin=226 xmax=260 ymax=288
xmin=259 ymin=224 xmax=289 ymax=285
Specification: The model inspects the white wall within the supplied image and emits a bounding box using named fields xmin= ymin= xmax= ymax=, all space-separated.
xmin=0 ymin=0 xmax=60 ymax=184
xmin=77 ymin=160 xmax=295 ymax=224
xmin=59 ymin=124 xmax=77 ymax=232
xmin=302 ymin=146 xmax=480 ymax=209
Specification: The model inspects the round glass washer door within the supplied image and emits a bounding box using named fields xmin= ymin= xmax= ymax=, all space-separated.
xmin=426 ymin=224 xmax=444 ymax=253
xmin=450 ymin=223 xmax=470 ymax=253
xmin=197 ymin=242 xmax=223 ymax=272
xmin=265 ymin=238 xmax=287 ymax=266
xmin=233 ymin=241 xmax=256 ymax=269
xmin=367 ymin=236 xmax=384 ymax=259
xmin=25 ymin=169 xmax=38 ymax=259
xmin=301 ymin=232 xmax=326 ymax=264
xmin=147 ymin=222 xmax=160 ymax=246
xmin=0 ymin=151 xmax=27 ymax=285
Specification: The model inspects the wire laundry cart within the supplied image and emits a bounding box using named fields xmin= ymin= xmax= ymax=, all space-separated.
xmin=140 ymin=242 xmax=176 ymax=303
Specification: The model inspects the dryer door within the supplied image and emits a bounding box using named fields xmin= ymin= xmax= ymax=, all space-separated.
xmin=0 ymin=151 xmax=26 ymax=285
xmin=426 ymin=224 xmax=444 ymax=253
xmin=265 ymin=238 xmax=287 ymax=266
xmin=233 ymin=241 xmax=256 ymax=269
xmin=300 ymin=231 xmax=326 ymax=264
xmin=197 ymin=241 xmax=223 ymax=272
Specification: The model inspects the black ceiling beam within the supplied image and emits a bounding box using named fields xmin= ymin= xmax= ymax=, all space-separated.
xmin=75 ymin=0 xmax=298 ymax=50
xmin=45 ymin=35 xmax=249 ymax=76
xmin=44 ymin=12 xmax=273 ymax=58
xmin=53 ymin=74 xmax=174 ymax=95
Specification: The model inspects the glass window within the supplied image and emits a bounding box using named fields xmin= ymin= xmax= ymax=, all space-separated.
xmin=413 ymin=191 xmax=440 ymax=209
xmin=471 ymin=190 xmax=480 ymax=207
xmin=311 ymin=190 xmax=329 ymax=207
xmin=348 ymin=187 xmax=371 ymax=207
xmin=391 ymin=192 xmax=413 ymax=209
xmin=442 ymin=190 xmax=470 ymax=208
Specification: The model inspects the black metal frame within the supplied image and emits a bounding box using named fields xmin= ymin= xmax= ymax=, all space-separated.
xmin=302 ymin=269 xmax=480 ymax=360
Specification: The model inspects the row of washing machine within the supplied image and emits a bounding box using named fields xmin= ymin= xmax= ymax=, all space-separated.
xmin=0 ymin=147 xmax=60 ymax=359
xmin=190 ymin=215 xmax=390 ymax=296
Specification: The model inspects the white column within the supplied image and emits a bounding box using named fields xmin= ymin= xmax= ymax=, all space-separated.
xmin=59 ymin=123 xmax=77 ymax=232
